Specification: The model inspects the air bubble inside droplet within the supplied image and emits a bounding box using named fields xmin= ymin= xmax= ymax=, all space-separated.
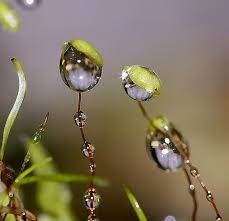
xmin=60 ymin=45 xmax=102 ymax=92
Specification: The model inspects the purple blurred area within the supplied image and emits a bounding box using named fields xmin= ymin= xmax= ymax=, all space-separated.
xmin=0 ymin=0 xmax=229 ymax=220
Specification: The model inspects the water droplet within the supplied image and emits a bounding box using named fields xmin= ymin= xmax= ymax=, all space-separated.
xmin=88 ymin=214 xmax=99 ymax=221
xmin=146 ymin=129 xmax=188 ymax=172
xmin=8 ymin=191 xmax=14 ymax=198
xmin=89 ymin=163 xmax=96 ymax=173
xmin=82 ymin=142 xmax=95 ymax=158
xmin=17 ymin=0 xmax=41 ymax=9
xmin=164 ymin=216 xmax=176 ymax=221
xmin=60 ymin=41 xmax=103 ymax=92
xmin=216 ymin=215 xmax=222 ymax=221
xmin=190 ymin=167 xmax=199 ymax=178
xmin=21 ymin=211 xmax=26 ymax=221
xmin=74 ymin=111 xmax=87 ymax=128
xmin=84 ymin=188 xmax=101 ymax=210
xmin=189 ymin=184 xmax=195 ymax=192
xmin=206 ymin=191 xmax=214 ymax=202
xmin=32 ymin=131 xmax=41 ymax=144
xmin=121 ymin=65 xmax=161 ymax=101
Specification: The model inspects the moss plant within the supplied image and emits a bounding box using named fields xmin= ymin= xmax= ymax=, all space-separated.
xmin=0 ymin=58 xmax=108 ymax=221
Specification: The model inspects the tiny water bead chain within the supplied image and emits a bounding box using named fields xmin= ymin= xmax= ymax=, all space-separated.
xmin=59 ymin=39 xmax=103 ymax=221
xmin=139 ymin=102 xmax=223 ymax=221
xmin=75 ymin=92 xmax=100 ymax=221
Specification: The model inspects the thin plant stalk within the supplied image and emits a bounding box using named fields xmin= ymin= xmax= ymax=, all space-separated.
xmin=138 ymin=102 xmax=223 ymax=221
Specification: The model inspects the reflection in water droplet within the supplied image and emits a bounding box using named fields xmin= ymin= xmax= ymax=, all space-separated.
xmin=60 ymin=45 xmax=102 ymax=92
xmin=17 ymin=0 xmax=41 ymax=9
xmin=164 ymin=216 xmax=176 ymax=221
xmin=84 ymin=188 xmax=101 ymax=210
xmin=74 ymin=111 xmax=87 ymax=128
xmin=122 ymin=67 xmax=153 ymax=101
xmin=82 ymin=142 xmax=95 ymax=158
xmin=146 ymin=130 xmax=188 ymax=172
xmin=32 ymin=131 xmax=41 ymax=144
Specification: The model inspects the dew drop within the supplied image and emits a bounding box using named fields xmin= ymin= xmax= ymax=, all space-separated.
xmin=60 ymin=43 xmax=102 ymax=92
xmin=8 ymin=191 xmax=14 ymax=198
xmin=190 ymin=167 xmax=199 ymax=178
xmin=21 ymin=211 xmax=26 ymax=221
xmin=82 ymin=142 xmax=95 ymax=158
xmin=84 ymin=188 xmax=101 ymax=210
xmin=146 ymin=130 xmax=188 ymax=172
xmin=89 ymin=163 xmax=96 ymax=173
xmin=88 ymin=214 xmax=99 ymax=221
xmin=206 ymin=191 xmax=214 ymax=202
xmin=121 ymin=65 xmax=160 ymax=101
xmin=74 ymin=111 xmax=87 ymax=128
xmin=32 ymin=131 xmax=41 ymax=144
xmin=164 ymin=216 xmax=176 ymax=221
xmin=17 ymin=0 xmax=41 ymax=9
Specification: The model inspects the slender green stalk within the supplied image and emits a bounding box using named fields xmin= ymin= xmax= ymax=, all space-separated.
xmin=14 ymin=157 xmax=52 ymax=185
xmin=15 ymin=173 xmax=109 ymax=187
xmin=124 ymin=185 xmax=148 ymax=221
xmin=0 ymin=58 xmax=27 ymax=160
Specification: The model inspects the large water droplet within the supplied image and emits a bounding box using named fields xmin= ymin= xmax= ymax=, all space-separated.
xmin=82 ymin=142 xmax=95 ymax=158
xmin=60 ymin=43 xmax=102 ymax=92
xmin=121 ymin=65 xmax=160 ymax=101
xmin=146 ymin=126 xmax=189 ymax=172
xmin=84 ymin=188 xmax=101 ymax=210
xmin=17 ymin=0 xmax=41 ymax=9
xmin=164 ymin=216 xmax=176 ymax=221
xmin=74 ymin=111 xmax=87 ymax=128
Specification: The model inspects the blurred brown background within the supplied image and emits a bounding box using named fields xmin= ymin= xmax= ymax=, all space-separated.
xmin=0 ymin=0 xmax=229 ymax=220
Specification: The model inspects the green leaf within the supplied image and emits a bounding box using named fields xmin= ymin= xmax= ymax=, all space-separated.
xmin=15 ymin=173 xmax=109 ymax=187
xmin=124 ymin=185 xmax=148 ymax=221
xmin=0 ymin=58 xmax=27 ymax=160
xmin=23 ymin=138 xmax=76 ymax=221
xmin=0 ymin=1 xmax=19 ymax=31
xmin=14 ymin=157 xmax=52 ymax=185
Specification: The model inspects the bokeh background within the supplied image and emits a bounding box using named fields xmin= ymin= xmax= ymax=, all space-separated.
xmin=0 ymin=0 xmax=229 ymax=220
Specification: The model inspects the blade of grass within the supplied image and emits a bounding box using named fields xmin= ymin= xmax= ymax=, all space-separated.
xmin=14 ymin=157 xmax=52 ymax=185
xmin=0 ymin=58 xmax=27 ymax=160
xmin=124 ymin=185 xmax=148 ymax=221
xmin=15 ymin=173 xmax=109 ymax=187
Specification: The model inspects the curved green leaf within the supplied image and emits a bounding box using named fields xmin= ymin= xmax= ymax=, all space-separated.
xmin=0 ymin=58 xmax=27 ymax=160
xmin=124 ymin=185 xmax=148 ymax=221
xmin=0 ymin=1 xmax=19 ymax=31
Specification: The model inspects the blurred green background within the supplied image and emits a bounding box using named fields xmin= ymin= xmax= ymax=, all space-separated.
xmin=0 ymin=0 xmax=229 ymax=220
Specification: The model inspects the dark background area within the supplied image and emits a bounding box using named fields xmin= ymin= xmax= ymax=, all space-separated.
xmin=0 ymin=1 xmax=229 ymax=220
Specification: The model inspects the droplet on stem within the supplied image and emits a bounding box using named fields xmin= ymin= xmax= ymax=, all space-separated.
xmin=32 ymin=131 xmax=41 ymax=144
xmin=74 ymin=111 xmax=87 ymax=128
xmin=17 ymin=0 xmax=41 ymax=9
xmin=60 ymin=40 xmax=103 ymax=92
xmin=121 ymin=65 xmax=161 ymax=101
xmin=82 ymin=142 xmax=95 ymax=158
xmin=84 ymin=188 xmax=101 ymax=210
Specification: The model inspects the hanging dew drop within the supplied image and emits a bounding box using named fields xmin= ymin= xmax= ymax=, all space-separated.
xmin=17 ymin=0 xmax=41 ymax=9
xmin=84 ymin=188 xmax=101 ymax=210
xmin=88 ymin=214 xmax=99 ymax=221
xmin=60 ymin=39 xmax=103 ymax=92
xmin=146 ymin=116 xmax=189 ymax=172
xmin=121 ymin=65 xmax=161 ymax=101
xmin=164 ymin=216 xmax=176 ymax=221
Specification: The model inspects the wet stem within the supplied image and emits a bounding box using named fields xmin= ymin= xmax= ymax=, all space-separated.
xmin=137 ymin=102 xmax=224 ymax=221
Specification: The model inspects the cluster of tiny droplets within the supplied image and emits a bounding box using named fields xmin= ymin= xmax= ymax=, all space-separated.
xmin=60 ymin=40 xmax=103 ymax=221
xmin=169 ymin=133 xmax=224 ymax=221
xmin=74 ymin=93 xmax=100 ymax=221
